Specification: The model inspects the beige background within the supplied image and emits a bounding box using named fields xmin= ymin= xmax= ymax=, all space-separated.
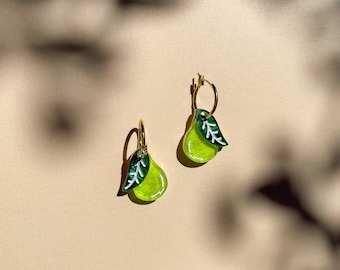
xmin=0 ymin=0 xmax=339 ymax=269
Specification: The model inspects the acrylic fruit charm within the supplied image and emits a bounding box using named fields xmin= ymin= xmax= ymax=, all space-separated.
xmin=183 ymin=109 xmax=228 ymax=163
xmin=122 ymin=149 xmax=167 ymax=202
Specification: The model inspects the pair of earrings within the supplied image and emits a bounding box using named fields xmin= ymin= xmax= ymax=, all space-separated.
xmin=120 ymin=74 xmax=228 ymax=203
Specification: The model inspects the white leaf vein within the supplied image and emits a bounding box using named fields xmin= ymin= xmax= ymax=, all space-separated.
xmin=125 ymin=159 xmax=147 ymax=190
xmin=202 ymin=120 xmax=226 ymax=146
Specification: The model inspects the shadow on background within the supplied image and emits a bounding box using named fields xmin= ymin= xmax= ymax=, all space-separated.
xmin=254 ymin=170 xmax=340 ymax=248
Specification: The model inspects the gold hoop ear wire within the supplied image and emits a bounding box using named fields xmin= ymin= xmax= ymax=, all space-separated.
xmin=192 ymin=73 xmax=218 ymax=119
xmin=137 ymin=120 xmax=148 ymax=158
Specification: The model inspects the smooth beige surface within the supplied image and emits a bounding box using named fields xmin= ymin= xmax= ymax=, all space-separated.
xmin=0 ymin=1 xmax=339 ymax=269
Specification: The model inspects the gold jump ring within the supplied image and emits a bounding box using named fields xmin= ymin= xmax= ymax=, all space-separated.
xmin=192 ymin=73 xmax=218 ymax=119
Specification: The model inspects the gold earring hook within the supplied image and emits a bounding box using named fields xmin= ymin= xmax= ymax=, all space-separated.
xmin=192 ymin=73 xmax=218 ymax=119
xmin=137 ymin=120 xmax=147 ymax=157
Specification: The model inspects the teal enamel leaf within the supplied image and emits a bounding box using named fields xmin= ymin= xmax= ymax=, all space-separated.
xmin=196 ymin=109 xmax=228 ymax=147
xmin=122 ymin=149 xmax=150 ymax=192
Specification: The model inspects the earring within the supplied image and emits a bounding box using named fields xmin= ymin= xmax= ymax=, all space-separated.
xmin=181 ymin=74 xmax=228 ymax=164
xmin=121 ymin=120 xmax=167 ymax=202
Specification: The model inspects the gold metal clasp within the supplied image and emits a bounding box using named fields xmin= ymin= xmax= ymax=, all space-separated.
xmin=137 ymin=120 xmax=148 ymax=158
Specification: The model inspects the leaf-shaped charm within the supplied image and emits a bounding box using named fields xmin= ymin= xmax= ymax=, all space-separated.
xmin=122 ymin=149 xmax=150 ymax=192
xmin=196 ymin=109 xmax=228 ymax=147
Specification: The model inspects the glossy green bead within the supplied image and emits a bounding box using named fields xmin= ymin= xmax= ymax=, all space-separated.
xmin=133 ymin=157 xmax=167 ymax=202
xmin=183 ymin=118 xmax=219 ymax=163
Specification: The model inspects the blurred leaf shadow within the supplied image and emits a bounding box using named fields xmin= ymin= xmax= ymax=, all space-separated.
xmin=118 ymin=0 xmax=183 ymax=10
xmin=213 ymin=195 xmax=239 ymax=244
xmin=254 ymin=169 xmax=340 ymax=249
xmin=46 ymin=102 xmax=77 ymax=138
xmin=32 ymin=39 xmax=114 ymax=72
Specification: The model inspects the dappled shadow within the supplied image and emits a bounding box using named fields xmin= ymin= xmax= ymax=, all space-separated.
xmin=254 ymin=169 xmax=340 ymax=248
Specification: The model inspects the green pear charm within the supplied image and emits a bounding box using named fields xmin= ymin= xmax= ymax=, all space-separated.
xmin=182 ymin=74 xmax=228 ymax=164
xmin=183 ymin=109 xmax=228 ymax=163
xmin=122 ymin=149 xmax=167 ymax=202
xmin=132 ymin=155 xmax=167 ymax=201
xmin=122 ymin=120 xmax=167 ymax=202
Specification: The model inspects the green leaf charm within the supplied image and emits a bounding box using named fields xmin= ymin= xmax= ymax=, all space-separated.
xmin=122 ymin=149 xmax=150 ymax=192
xmin=196 ymin=109 xmax=228 ymax=147
xmin=182 ymin=109 xmax=228 ymax=164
